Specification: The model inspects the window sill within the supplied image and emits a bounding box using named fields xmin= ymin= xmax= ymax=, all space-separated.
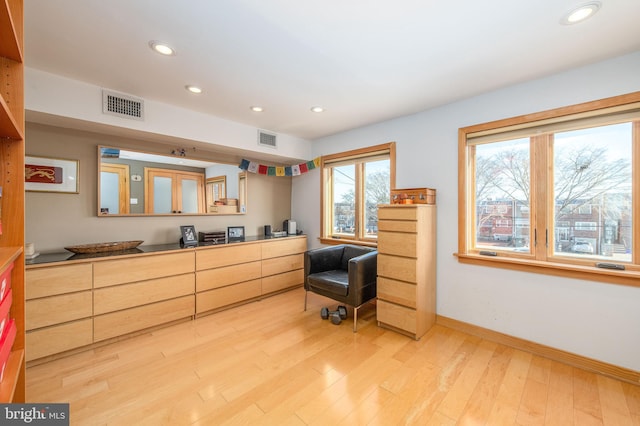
xmin=455 ymin=253 xmax=640 ymax=288
xmin=319 ymin=237 xmax=378 ymax=248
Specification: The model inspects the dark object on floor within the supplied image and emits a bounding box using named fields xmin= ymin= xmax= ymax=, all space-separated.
xmin=320 ymin=305 xmax=348 ymax=325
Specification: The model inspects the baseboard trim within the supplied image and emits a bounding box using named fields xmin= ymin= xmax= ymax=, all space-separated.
xmin=436 ymin=315 xmax=640 ymax=386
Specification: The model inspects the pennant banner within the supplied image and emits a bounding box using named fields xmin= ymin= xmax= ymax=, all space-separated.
xmin=239 ymin=157 xmax=321 ymax=176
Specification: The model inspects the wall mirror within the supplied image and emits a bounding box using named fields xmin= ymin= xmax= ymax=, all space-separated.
xmin=98 ymin=146 xmax=247 ymax=216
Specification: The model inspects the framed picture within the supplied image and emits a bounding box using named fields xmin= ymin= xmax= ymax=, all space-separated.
xmin=25 ymin=155 xmax=79 ymax=193
xmin=227 ymin=226 xmax=245 ymax=241
xmin=180 ymin=225 xmax=198 ymax=247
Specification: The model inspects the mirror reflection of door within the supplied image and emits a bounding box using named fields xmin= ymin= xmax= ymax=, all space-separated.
xmin=144 ymin=167 xmax=205 ymax=214
xmin=205 ymin=175 xmax=226 ymax=212
xmin=238 ymin=172 xmax=247 ymax=213
xmin=100 ymin=163 xmax=130 ymax=214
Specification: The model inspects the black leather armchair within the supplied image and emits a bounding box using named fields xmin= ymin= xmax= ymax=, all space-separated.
xmin=304 ymin=244 xmax=377 ymax=332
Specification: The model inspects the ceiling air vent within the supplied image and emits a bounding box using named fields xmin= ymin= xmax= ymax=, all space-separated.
xmin=102 ymin=90 xmax=144 ymax=121
xmin=258 ymin=130 xmax=277 ymax=148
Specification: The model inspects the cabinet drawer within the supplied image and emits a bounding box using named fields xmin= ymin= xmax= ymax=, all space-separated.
xmin=26 ymin=318 xmax=93 ymax=361
xmin=377 ymin=232 xmax=417 ymax=257
xmin=261 ymin=237 xmax=306 ymax=259
xmin=378 ymin=206 xmax=417 ymax=221
xmin=94 ymin=251 xmax=194 ymax=288
xmin=94 ymin=273 xmax=194 ymax=315
xmin=26 ymin=263 xmax=92 ymax=299
xmin=377 ymin=300 xmax=417 ymax=334
xmin=377 ymin=254 xmax=417 ymax=283
xmin=378 ymin=220 xmax=417 ymax=233
xmin=26 ymin=291 xmax=92 ymax=330
xmin=196 ymin=261 xmax=261 ymax=292
xmin=196 ymin=279 xmax=261 ymax=313
xmin=262 ymin=254 xmax=303 ymax=277
xmin=262 ymin=269 xmax=304 ymax=294
xmin=378 ymin=277 xmax=417 ymax=309
xmin=196 ymin=243 xmax=261 ymax=270
xmin=94 ymin=295 xmax=194 ymax=342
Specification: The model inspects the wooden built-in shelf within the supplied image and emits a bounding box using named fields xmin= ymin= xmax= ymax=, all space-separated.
xmin=0 ymin=349 xmax=24 ymax=401
xmin=0 ymin=94 xmax=23 ymax=140
xmin=0 ymin=0 xmax=22 ymax=62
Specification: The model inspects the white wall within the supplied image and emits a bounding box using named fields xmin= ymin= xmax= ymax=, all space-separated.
xmin=292 ymin=51 xmax=640 ymax=371
xmin=25 ymin=67 xmax=313 ymax=163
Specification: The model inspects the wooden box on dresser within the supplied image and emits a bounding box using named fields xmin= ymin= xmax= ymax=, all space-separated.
xmin=0 ymin=0 xmax=25 ymax=402
xmin=376 ymin=204 xmax=436 ymax=340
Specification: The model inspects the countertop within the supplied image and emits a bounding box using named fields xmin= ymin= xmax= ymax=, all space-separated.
xmin=26 ymin=234 xmax=305 ymax=266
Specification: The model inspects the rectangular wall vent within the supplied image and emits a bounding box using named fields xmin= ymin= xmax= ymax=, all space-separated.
xmin=258 ymin=130 xmax=277 ymax=148
xmin=102 ymin=90 xmax=144 ymax=120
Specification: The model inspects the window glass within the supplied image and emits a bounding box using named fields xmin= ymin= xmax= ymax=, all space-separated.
xmin=553 ymin=123 xmax=632 ymax=261
xmin=364 ymin=159 xmax=390 ymax=238
xmin=332 ymin=164 xmax=356 ymax=237
xmin=474 ymin=138 xmax=531 ymax=252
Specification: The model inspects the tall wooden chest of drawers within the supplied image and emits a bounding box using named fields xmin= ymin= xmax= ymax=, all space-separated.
xmin=376 ymin=204 xmax=436 ymax=339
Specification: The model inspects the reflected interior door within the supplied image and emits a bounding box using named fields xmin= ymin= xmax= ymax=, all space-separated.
xmin=177 ymin=173 xmax=205 ymax=213
xmin=145 ymin=167 xmax=205 ymax=214
xmin=100 ymin=163 xmax=130 ymax=214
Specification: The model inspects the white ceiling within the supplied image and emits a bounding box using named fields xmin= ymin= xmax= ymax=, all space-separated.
xmin=24 ymin=0 xmax=640 ymax=141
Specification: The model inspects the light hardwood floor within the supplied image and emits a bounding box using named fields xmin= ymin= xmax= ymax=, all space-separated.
xmin=27 ymin=287 xmax=640 ymax=425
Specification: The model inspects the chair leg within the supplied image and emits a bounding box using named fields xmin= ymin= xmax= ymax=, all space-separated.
xmin=304 ymin=290 xmax=308 ymax=311
xmin=353 ymin=305 xmax=358 ymax=333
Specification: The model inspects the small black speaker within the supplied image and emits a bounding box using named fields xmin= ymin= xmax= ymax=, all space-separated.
xmin=264 ymin=225 xmax=272 ymax=236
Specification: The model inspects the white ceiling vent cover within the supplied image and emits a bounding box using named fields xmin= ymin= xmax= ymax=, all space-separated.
xmin=258 ymin=130 xmax=277 ymax=148
xmin=102 ymin=90 xmax=144 ymax=121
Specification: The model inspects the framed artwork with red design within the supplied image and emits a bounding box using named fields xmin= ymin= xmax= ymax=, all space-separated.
xmin=25 ymin=156 xmax=79 ymax=193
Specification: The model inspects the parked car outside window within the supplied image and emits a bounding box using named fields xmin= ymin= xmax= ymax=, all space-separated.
xmin=571 ymin=241 xmax=594 ymax=254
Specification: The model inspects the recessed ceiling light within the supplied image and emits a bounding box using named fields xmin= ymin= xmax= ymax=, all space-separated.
xmin=185 ymin=85 xmax=202 ymax=94
xmin=310 ymin=106 xmax=325 ymax=113
xmin=250 ymin=106 xmax=264 ymax=112
xmin=561 ymin=2 xmax=601 ymax=25
xmin=149 ymin=41 xmax=175 ymax=56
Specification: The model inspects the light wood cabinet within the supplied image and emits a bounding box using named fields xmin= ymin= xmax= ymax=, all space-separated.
xmin=94 ymin=296 xmax=194 ymax=342
xmin=93 ymin=252 xmax=196 ymax=341
xmin=195 ymin=236 xmax=307 ymax=315
xmin=25 ymin=264 xmax=94 ymax=361
xmin=25 ymin=235 xmax=307 ymax=360
xmin=26 ymin=319 xmax=93 ymax=362
xmin=376 ymin=205 xmax=436 ymax=340
xmin=93 ymin=251 xmax=194 ymax=288
xmin=0 ymin=0 xmax=25 ymax=402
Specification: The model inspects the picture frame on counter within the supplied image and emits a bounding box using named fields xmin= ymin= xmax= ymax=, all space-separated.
xmin=227 ymin=226 xmax=245 ymax=241
xmin=180 ymin=225 xmax=198 ymax=247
